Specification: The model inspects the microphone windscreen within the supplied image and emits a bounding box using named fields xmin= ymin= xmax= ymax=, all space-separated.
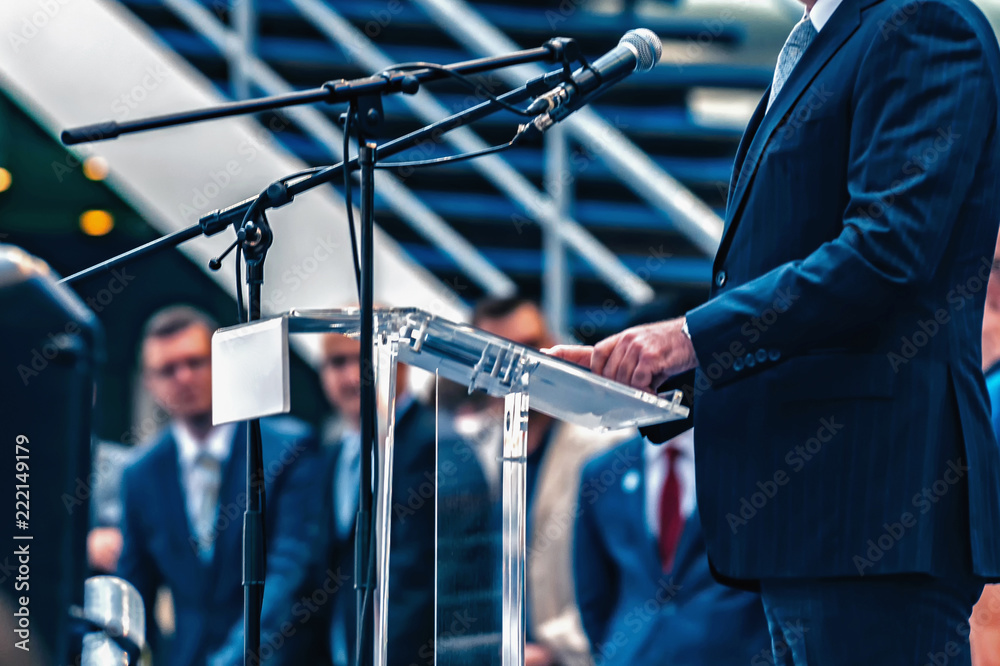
xmin=80 ymin=576 xmax=145 ymax=666
xmin=621 ymin=28 xmax=663 ymax=72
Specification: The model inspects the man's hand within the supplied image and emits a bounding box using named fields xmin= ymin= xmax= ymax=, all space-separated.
xmin=87 ymin=527 xmax=123 ymax=573
xmin=547 ymin=317 xmax=698 ymax=392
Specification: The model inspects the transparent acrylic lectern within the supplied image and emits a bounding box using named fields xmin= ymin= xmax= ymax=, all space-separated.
xmin=211 ymin=308 xmax=689 ymax=666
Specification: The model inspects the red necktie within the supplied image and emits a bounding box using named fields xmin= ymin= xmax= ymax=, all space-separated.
xmin=658 ymin=447 xmax=684 ymax=572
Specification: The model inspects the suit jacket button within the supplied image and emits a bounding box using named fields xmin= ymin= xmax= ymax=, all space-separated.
xmin=768 ymin=349 xmax=781 ymax=361
xmin=756 ymin=349 xmax=768 ymax=363
xmin=715 ymin=270 xmax=728 ymax=287
xmin=733 ymin=357 xmax=744 ymax=371
xmin=744 ymin=353 xmax=756 ymax=368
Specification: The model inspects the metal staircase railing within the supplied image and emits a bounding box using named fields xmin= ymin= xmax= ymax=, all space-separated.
xmin=162 ymin=0 xmax=519 ymax=299
xmin=149 ymin=0 xmax=683 ymax=337
xmin=411 ymin=0 xmax=726 ymax=257
xmin=284 ymin=0 xmax=656 ymax=326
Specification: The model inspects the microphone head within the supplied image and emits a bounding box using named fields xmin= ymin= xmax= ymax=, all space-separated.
xmin=621 ymin=28 xmax=663 ymax=72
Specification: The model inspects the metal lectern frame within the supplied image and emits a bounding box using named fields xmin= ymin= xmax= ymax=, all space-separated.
xmin=210 ymin=307 xmax=689 ymax=666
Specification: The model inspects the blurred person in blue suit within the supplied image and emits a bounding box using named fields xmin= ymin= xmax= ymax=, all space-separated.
xmin=317 ymin=332 xmax=492 ymax=666
xmin=575 ymin=432 xmax=770 ymax=665
xmin=973 ymin=235 xmax=1000 ymax=665
xmin=574 ymin=299 xmax=768 ymax=665
xmin=117 ymin=306 xmax=325 ymax=666
xmin=551 ymin=0 xmax=1000 ymax=662
xmin=982 ymin=234 xmax=1000 ymax=444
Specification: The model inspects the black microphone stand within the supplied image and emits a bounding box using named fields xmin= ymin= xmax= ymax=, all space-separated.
xmin=57 ymin=39 xmax=583 ymax=666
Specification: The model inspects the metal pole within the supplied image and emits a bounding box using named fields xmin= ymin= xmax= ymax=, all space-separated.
xmin=543 ymin=125 xmax=572 ymax=340
xmin=355 ymin=141 xmax=377 ymax=666
xmin=231 ymin=0 xmax=256 ymax=100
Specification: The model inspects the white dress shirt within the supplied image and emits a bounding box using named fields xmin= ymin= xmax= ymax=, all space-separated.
xmin=644 ymin=429 xmax=696 ymax=539
xmin=173 ymin=421 xmax=236 ymax=550
xmin=808 ymin=0 xmax=844 ymax=32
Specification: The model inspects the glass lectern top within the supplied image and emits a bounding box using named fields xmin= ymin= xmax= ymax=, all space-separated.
xmin=287 ymin=307 xmax=688 ymax=431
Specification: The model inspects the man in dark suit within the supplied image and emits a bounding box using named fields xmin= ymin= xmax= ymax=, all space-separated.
xmin=552 ymin=0 xmax=1000 ymax=662
xmin=117 ymin=306 xmax=324 ymax=665
xmin=318 ymin=332 xmax=491 ymax=666
xmin=575 ymin=431 xmax=770 ymax=665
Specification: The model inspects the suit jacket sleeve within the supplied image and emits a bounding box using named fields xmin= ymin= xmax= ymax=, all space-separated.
xmin=573 ymin=460 xmax=619 ymax=651
xmin=639 ymin=370 xmax=694 ymax=443
xmin=685 ymin=3 xmax=997 ymax=387
xmin=116 ymin=462 xmax=161 ymax=638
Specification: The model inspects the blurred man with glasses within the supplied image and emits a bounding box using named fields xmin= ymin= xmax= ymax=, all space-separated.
xmin=117 ymin=305 xmax=324 ymax=665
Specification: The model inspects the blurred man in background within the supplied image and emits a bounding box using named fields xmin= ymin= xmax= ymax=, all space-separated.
xmin=117 ymin=305 xmax=324 ymax=665
xmin=472 ymin=297 xmax=624 ymax=666
xmin=317 ymin=331 xmax=491 ymax=666
xmin=86 ymin=438 xmax=132 ymax=574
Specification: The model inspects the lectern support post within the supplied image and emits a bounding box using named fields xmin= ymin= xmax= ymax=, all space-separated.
xmin=501 ymin=385 xmax=530 ymax=666
xmin=373 ymin=335 xmax=401 ymax=666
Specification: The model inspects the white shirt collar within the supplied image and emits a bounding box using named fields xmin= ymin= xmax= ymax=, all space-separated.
xmin=808 ymin=0 xmax=844 ymax=32
xmin=174 ymin=421 xmax=236 ymax=468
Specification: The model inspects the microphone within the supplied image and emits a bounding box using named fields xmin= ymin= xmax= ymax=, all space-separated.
xmin=76 ymin=575 xmax=146 ymax=665
xmin=525 ymin=29 xmax=662 ymax=116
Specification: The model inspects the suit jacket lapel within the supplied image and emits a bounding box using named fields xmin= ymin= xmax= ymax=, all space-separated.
xmin=720 ymin=0 xmax=864 ymax=262
xmin=726 ymin=90 xmax=771 ymax=222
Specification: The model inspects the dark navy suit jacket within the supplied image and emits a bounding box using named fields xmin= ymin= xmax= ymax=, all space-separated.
xmin=574 ymin=436 xmax=769 ymax=665
xmin=646 ymin=0 xmax=1000 ymax=583
xmin=117 ymin=417 xmax=323 ymax=666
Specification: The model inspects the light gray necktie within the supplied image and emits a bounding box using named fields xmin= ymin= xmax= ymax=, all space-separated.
xmin=334 ymin=433 xmax=361 ymax=540
xmin=191 ymin=451 xmax=222 ymax=560
xmin=768 ymin=15 xmax=818 ymax=111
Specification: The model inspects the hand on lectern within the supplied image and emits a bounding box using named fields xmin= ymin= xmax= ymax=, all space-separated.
xmin=547 ymin=317 xmax=698 ymax=393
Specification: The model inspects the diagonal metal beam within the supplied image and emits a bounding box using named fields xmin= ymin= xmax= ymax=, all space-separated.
xmin=287 ymin=0 xmax=654 ymax=304
xmin=411 ymin=0 xmax=725 ymax=257
xmin=163 ymin=0 xmax=517 ymax=298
